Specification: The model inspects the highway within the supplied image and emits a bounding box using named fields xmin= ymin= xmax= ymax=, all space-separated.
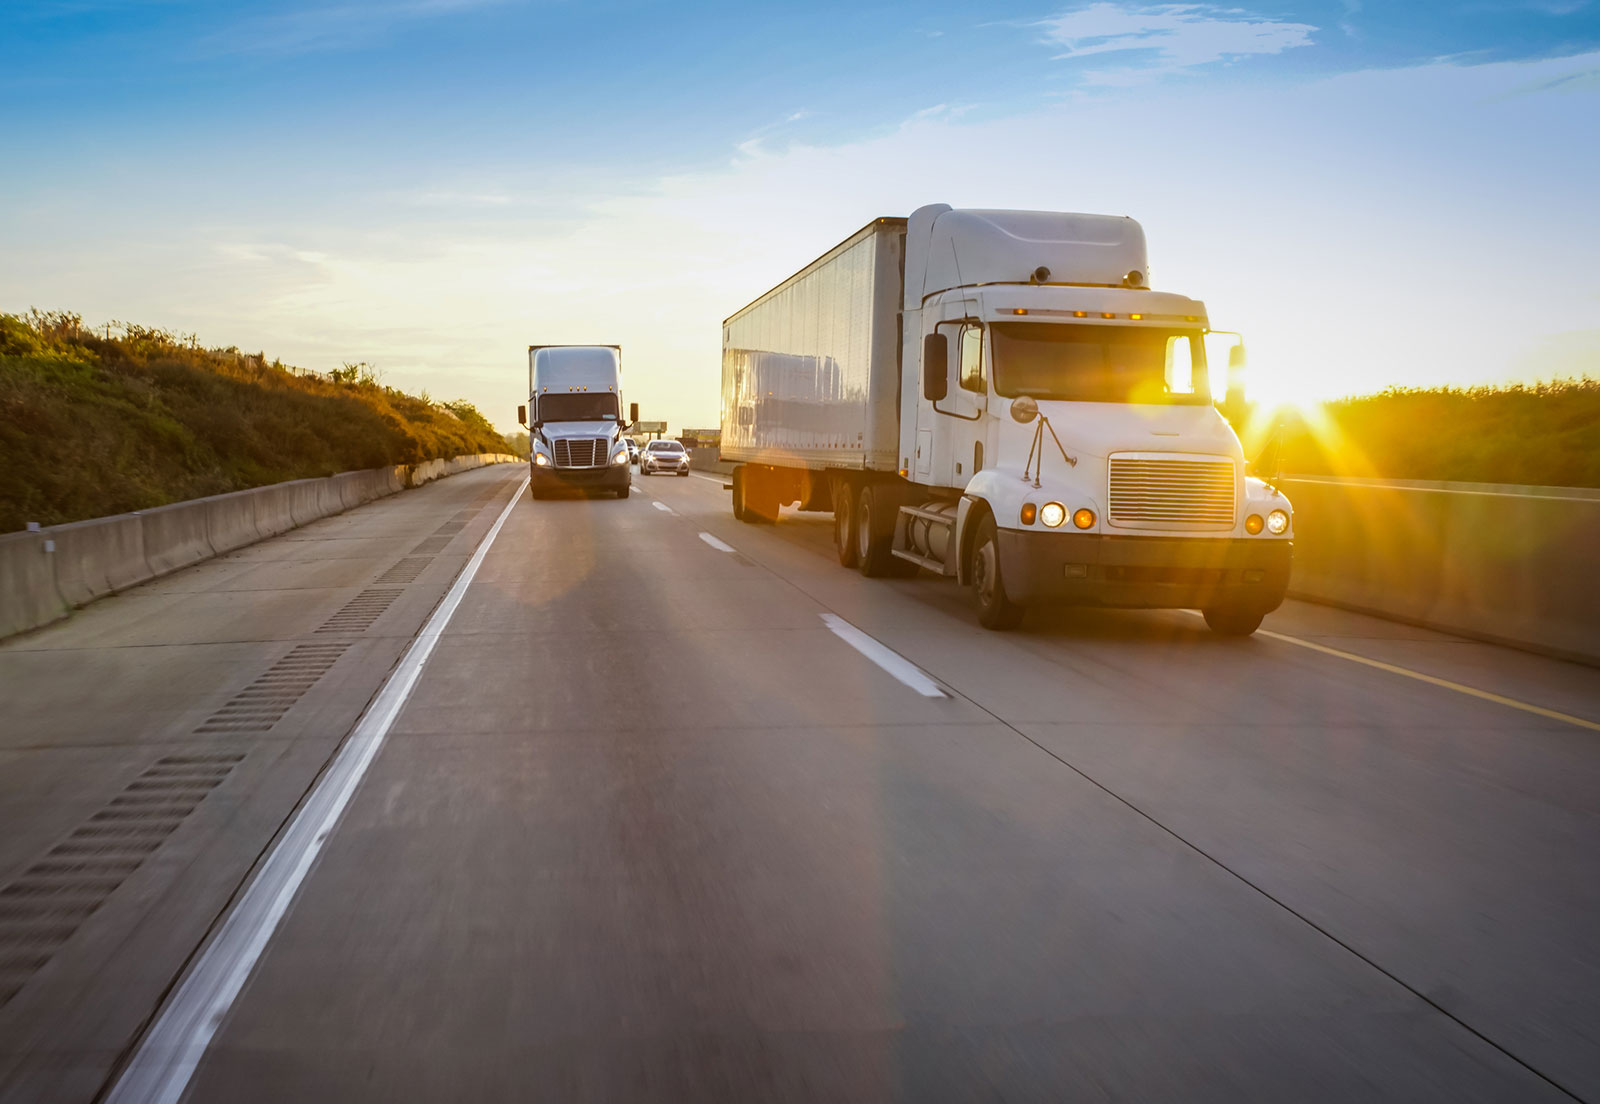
xmin=2 ymin=464 xmax=1598 ymax=1103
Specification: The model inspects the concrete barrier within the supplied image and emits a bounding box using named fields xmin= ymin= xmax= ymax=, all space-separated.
xmin=1284 ymin=476 xmax=1600 ymax=665
xmin=202 ymin=489 xmax=267 ymax=555
xmin=49 ymin=514 xmax=149 ymax=607
xmin=0 ymin=530 xmax=67 ymax=638
xmin=252 ymin=482 xmax=300 ymax=538
xmin=687 ymin=448 xmax=734 ymax=475
xmin=139 ymin=501 xmax=216 ymax=578
xmin=2 ymin=454 xmax=515 ymax=639
xmin=286 ymin=478 xmax=339 ymax=527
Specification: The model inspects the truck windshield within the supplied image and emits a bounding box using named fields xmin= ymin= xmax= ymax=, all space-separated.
xmin=537 ymin=393 xmax=619 ymax=422
xmin=990 ymin=323 xmax=1210 ymax=405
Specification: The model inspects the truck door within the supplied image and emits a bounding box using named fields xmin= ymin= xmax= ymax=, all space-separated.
xmin=916 ymin=308 xmax=985 ymax=488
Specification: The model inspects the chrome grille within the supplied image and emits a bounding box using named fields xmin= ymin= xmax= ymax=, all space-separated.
xmin=552 ymin=438 xmax=606 ymax=468
xmin=1107 ymin=454 xmax=1235 ymax=528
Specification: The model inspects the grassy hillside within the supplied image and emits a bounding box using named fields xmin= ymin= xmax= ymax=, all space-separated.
xmin=1239 ymin=379 xmax=1600 ymax=489
xmin=1 ymin=311 xmax=512 ymax=532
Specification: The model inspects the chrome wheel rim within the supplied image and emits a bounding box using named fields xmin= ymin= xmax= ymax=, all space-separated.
xmin=856 ymin=494 xmax=872 ymax=561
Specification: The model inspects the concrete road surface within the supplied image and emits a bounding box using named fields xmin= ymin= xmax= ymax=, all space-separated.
xmin=2 ymin=466 xmax=1597 ymax=1102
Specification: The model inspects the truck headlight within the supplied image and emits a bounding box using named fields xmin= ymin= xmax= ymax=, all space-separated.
xmin=612 ymin=449 xmax=629 ymax=465
xmin=1039 ymin=502 xmax=1066 ymax=528
xmin=1266 ymin=509 xmax=1289 ymax=535
xmin=534 ymin=453 xmax=550 ymax=467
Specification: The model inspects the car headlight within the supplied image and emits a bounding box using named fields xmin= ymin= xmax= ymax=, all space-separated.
xmin=1039 ymin=502 xmax=1066 ymax=528
xmin=1266 ymin=509 xmax=1289 ymax=535
xmin=534 ymin=453 xmax=550 ymax=467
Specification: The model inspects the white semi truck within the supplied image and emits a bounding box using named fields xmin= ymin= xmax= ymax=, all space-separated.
xmin=518 ymin=345 xmax=634 ymax=499
xmin=720 ymin=205 xmax=1292 ymax=633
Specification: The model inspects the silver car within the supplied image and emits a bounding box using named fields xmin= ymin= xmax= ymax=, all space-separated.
xmin=640 ymin=440 xmax=690 ymax=476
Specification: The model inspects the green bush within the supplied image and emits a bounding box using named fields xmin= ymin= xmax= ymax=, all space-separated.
xmin=1268 ymin=380 xmax=1600 ymax=488
xmin=0 ymin=311 xmax=509 ymax=531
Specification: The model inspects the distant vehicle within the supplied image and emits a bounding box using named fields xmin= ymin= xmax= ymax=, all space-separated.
xmin=720 ymin=206 xmax=1293 ymax=634
xmin=518 ymin=345 xmax=633 ymax=499
xmin=625 ymin=437 xmax=640 ymax=464
xmin=640 ymin=439 xmax=690 ymax=476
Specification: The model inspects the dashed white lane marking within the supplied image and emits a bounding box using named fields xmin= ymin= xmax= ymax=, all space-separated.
xmin=1181 ymin=610 xmax=1600 ymax=733
xmin=819 ymin=613 xmax=947 ymax=698
xmin=106 ymin=477 xmax=531 ymax=1104
xmin=699 ymin=532 xmax=735 ymax=552
xmin=652 ymin=501 xmax=675 ymax=514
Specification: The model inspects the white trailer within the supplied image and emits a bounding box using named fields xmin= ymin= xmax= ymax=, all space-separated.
xmin=720 ymin=206 xmax=1293 ymax=633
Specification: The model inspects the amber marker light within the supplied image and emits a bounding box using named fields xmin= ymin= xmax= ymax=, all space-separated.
xmin=1072 ymin=310 xmax=1088 ymax=318
xmin=1072 ymin=508 xmax=1096 ymax=529
xmin=1129 ymin=313 xmax=1143 ymax=320
xmin=1020 ymin=503 xmax=1038 ymax=525
xmin=1101 ymin=312 xmax=1115 ymax=319
xmin=1245 ymin=514 xmax=1264 ymax=534
xmin=1013 ymin=308 xmax=1028 ymax=315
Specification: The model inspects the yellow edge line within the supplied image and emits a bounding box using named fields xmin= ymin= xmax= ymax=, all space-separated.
xmin=1214 ymin=615 xmax=1600 ymax=733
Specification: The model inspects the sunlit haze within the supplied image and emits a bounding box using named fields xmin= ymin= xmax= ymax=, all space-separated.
xmin=4 ymin=1 xmax=1597 ymax=431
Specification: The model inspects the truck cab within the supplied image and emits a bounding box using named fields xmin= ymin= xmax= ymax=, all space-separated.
xmin=897 ymin=207 xmax=1291 ymax=631
xmin=520 ymin=345 xmax=632 ymax=499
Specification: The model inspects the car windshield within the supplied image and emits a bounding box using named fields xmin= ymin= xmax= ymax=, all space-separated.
xmin=649 ymin=442 xmax=684 ymax=453
xmin=537 ymin=392 xmax=618 ymax=422
xmin=990 ymin=322 xmax=1210 ymax=405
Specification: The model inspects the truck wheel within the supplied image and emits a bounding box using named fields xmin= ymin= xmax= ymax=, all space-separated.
xmin=731 ymin=467 xmax=747 ymax=521
xmin=971 ymin=514 xmax=1025 ymax=630
xmin=834 ymin=480 xmax=859 ymax=568
xmin=856 ymin=484 xmax=898 ymax=577
xmin=1203 ymin=605 xmax=1264 ymax=637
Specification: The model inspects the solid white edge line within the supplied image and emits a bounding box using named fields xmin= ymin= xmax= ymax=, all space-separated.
xmin=698 ymin=532 xmax=735 ymax=553
xmin=106 ymin=475 xmax=531 ymax=1104
xmin=819 ymin=613 xmax=946 ymax=698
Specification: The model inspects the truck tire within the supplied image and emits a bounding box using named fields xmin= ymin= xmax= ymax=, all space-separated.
xmin=1203 ymin=605 xmax=1264 ymax=637
xmin=834 ymin=479 xmax=859 ymax=568
xmin=731 ymin=467 xmax=747 ymax=521
xmin=971 ymin=513 xmax=1025 ymax=630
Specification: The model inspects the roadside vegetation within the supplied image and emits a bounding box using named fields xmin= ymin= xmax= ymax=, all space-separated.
xmin=1239 ymin=379 xmax=1600 ymax=488
xmin=1 ymin=311 xmax=517 ymax=531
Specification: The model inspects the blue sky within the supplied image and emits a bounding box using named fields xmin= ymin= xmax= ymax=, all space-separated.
xmin=4 ymin=1 xmax=1598 ymax=430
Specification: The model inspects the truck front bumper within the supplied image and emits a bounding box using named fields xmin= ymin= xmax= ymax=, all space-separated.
xmin=530 ymin=464 xmax=630 ymax=493
xmin=996 ymin=530 xmax=1291 ymax=611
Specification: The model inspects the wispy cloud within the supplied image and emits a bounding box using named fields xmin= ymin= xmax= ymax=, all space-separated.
xmin=1036 ymin=3 xmax=1317 ymax=83
xmin=203 ymin=0 xmax=505 ymax=56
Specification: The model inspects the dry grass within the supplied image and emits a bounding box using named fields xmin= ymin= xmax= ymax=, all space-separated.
xmin=0 ymin=311 xmax=513 ymax=531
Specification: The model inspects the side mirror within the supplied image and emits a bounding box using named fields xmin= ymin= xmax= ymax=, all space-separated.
xmin=517 ymin=405 xmax=528 ymax=428
xmin=922 ymin=333 xmax=948 ymax=402
xmin=1228 ymin=344 xmax=1247 ymax=372
xmin=629 ymin=402 xmax=639 ymax=425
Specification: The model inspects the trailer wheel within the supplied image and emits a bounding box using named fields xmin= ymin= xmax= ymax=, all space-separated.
xmin=971 ymin=514 xmax=1025 ymax=630
xmin=834 ymin=479 xmax=859 ymax=568
xmin=731 ymin=467 xmax=747 ymax=521
xmin=1202 ymin=605 xmax=1264 ymax=637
